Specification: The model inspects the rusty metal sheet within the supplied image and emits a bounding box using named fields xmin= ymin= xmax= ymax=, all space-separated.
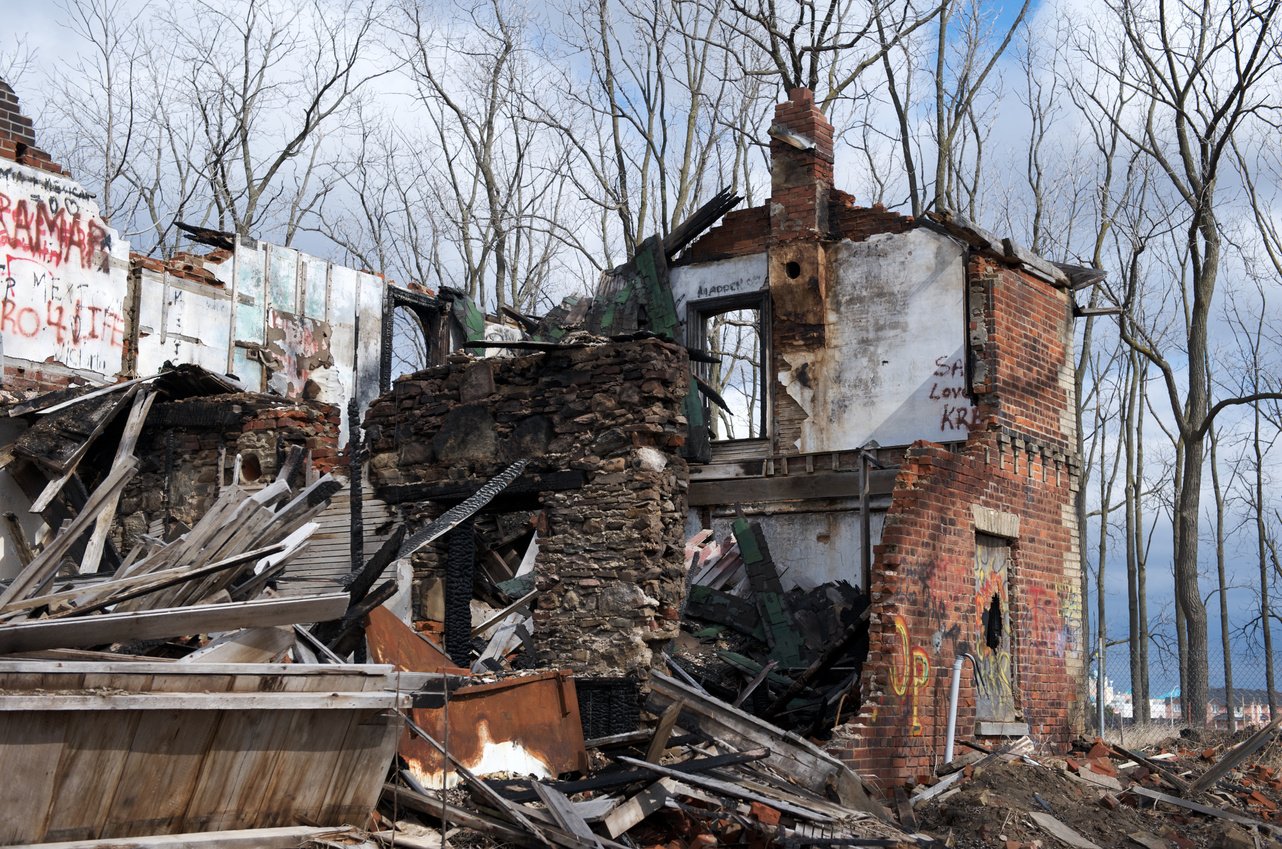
xmin=366 ymin=604 xmax=469 ymax=675
xmin=365 ymin=605 xmax=588 ymax=789
xmin=404 ymin=670 xmax=589 ymax=790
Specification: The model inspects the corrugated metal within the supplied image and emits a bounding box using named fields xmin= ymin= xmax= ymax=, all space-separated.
xmin=277 ymin=491 xmax=397 ymax=595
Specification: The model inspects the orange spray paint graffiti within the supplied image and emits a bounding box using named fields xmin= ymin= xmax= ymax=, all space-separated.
xmin=890 ymin=616 xmax=931 ymax=736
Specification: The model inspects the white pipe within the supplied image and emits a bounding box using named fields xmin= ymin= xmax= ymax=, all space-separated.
xmin=944 ymin=653 xmax=978 ymax=764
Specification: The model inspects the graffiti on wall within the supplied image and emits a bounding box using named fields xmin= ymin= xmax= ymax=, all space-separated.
xmin=1028 ymin=582 xmax=1079 ymax=660
xmin=889 ymin=615 xmax=931 ymax=736
xmin=974 ymin=535 xmax=1016 ymax=721
xmin=931 ymin=355 xmax=981 ymax=433
xmin=0 ymin=166 xmax=125 ymax=377
xmin=0 ymin=164 xmax=114 ymax=271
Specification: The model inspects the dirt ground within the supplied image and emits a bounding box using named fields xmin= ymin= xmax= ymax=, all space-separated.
xmin=914 ymin=732 xmax=1282 ymax=849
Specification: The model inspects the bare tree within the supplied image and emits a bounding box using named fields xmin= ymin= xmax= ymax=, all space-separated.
xmin=391 ymin=0 xmax=580 ymax=313
xmin=872 ymin=0 xmax=1029 ymax=217
xmin=1079 ymin=0 xmax=1282 ymax=723
xmin=0 ymin=35 xmax=37 ymax=91
xmin=542 ymin=0 xmax=767 ymax=264
xmin=722 ymin=0 xmax=943 ymax=111
xmin=173 ymin=0 xmax=387 ymax=243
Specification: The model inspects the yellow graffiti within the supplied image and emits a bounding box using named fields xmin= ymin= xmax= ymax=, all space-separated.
xmin=890 ymin=616 xmax=931 ymax=736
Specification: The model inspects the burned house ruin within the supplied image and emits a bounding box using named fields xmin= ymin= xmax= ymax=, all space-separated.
xmin=0 ymin=69 xmax=1088 ymax=836
xmin=360 ymin=88 xmax=1088 ymax=788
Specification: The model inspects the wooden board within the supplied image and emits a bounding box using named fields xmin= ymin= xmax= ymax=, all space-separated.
xmin=10 ymin=826 xmax=351 ymax=849
xmin=0 ymin=592 xmax=349 ymax=653
xmin=602 ymin=779 xmax=678 ymax=838
xmin=1029 ymin=812 xmax=1103 ymax=849
xmin=0 ymin=666 xmax=407 ymax=843
xmin=687 ymin=468 xmax=897 ymax=507
xmin=1129 ymin=786 xmax=1278 ymax=831
xmin=178 ymin=627 xmax=293 ymax=664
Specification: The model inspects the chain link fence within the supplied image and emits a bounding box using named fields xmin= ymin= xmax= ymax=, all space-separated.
xmin=1087 ymin=638 xmax=1282 ymax=740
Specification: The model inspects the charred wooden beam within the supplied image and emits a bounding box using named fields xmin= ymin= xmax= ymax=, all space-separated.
xmin=378 ymin=470 xmax=585 ymax=507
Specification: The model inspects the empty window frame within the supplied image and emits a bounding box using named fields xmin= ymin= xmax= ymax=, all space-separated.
xmin=381 ymin=289 xmax=441 ymax=391
xmin=690 ymin=295 xmax=768 ymax=441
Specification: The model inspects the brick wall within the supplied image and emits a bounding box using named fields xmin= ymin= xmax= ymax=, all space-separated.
xmin=0 ymin=80 xmax=67 ymax=176
xmin=1 ymin=364 xmax=89 ymax=397
xmin=364 ymin=338 xmax=691 ymax=680
xmin=831 ymin=263 xmax=1083 ymax=791
xmin=677 ymin=89 xmax=1084 ymax=791
xmin=114 ymin=394 xmax=340 ymax=551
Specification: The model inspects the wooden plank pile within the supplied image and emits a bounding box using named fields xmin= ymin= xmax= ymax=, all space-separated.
xmin=0 ymin=377 xmax=448 ymax=848
xmin=0 ymin=442 xmax=348 ymax=657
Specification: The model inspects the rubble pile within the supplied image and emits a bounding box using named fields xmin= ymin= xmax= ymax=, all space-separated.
xmin=114 ymin=390 xmax=341 ymax=549
xmin=673 ymin=522 xmax=869 ymax=738
xmin=910 ymin=727 xmax=1282 ymax=849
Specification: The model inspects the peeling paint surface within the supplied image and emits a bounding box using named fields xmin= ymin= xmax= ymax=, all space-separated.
xmin=0 ymin=163 xmax=129 ymax=378
xmin=781 ymin=229 xmax=975 ymax=451
xmin=265 ymin=310 xmax=333 ymax=398
xmin=133 ymin=244 xmax=383 ymax=442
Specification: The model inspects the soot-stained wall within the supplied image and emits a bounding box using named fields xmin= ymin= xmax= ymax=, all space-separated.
xmin=114 ymin=394 xmax=340 ymax=552
xmin=365 ymin=338 xmax=691 ymax=680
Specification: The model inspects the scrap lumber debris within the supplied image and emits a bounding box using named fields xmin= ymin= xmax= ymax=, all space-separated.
xmin=380 ymin=689 xmax=917 ymax=849
xmin=673 ymin=523 xmax=870 ymax=740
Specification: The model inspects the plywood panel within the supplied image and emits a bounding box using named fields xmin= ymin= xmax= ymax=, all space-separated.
xmin=0 ymin=711 xmax=66 ymax=843
xmin=41 ymin=711 xmax=144 ymax=842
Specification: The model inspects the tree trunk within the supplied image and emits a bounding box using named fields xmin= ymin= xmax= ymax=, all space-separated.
xmin=1136 ymin=368 xmax=1151 ymax=723
xmin=1174 ymin=208 xmax=1219 ymax=728
xmin=1210 ymin=422 xmax=1234 ymax=732
xmin=1256 ymin=404 xmax=1277 ymax=719
xmin=1125 ymin=351 xmax=1143 ymax=727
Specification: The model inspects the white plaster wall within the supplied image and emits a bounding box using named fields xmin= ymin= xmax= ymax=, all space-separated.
xmin=697 ymin=509 xmax=885 ymax=592
xmin=670 ymin=252 xmax=768 ymax=336
xmin=133 ymin=242 xmax=384 ymax=443
xmin=0 ymin=162 xmax=130 ymax=380
xmin=134 ymin=275 xmax=232 ymax=375
xmin=781 ymin=228 xmax=975 ymax=451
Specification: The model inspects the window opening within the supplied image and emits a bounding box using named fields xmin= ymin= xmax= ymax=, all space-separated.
xmin=381 ymin=287 xmax=440 ymax=391
xmin=699 ymin=304 xmax=765 ymax=441
xmin=389 ymin=305 xmax=429 ymax=381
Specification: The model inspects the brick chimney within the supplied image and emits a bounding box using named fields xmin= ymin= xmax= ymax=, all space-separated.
xmin=0 ymin=80 xmax=67 ymax=176
xmin=769 ymin=87 xmax=834 ymax=240
xmin=768 ymin=88 xmax=833 ymax=349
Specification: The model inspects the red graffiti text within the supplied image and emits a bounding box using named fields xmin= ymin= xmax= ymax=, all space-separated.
xmin=0 ymin=192 xmax=111 ymax=271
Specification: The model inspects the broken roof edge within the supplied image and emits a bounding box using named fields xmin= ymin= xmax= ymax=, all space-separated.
xmin=5 ymin=364 xmax=248 ymax=419
xmin=922 ymin=212 xmax=1108 ymax=291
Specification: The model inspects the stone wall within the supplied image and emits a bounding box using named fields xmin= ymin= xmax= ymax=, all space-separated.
xmin=364 ymin=337 xmax=691 ymax=680
xmin=114 ymin=393 xmax=340 ymax=550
